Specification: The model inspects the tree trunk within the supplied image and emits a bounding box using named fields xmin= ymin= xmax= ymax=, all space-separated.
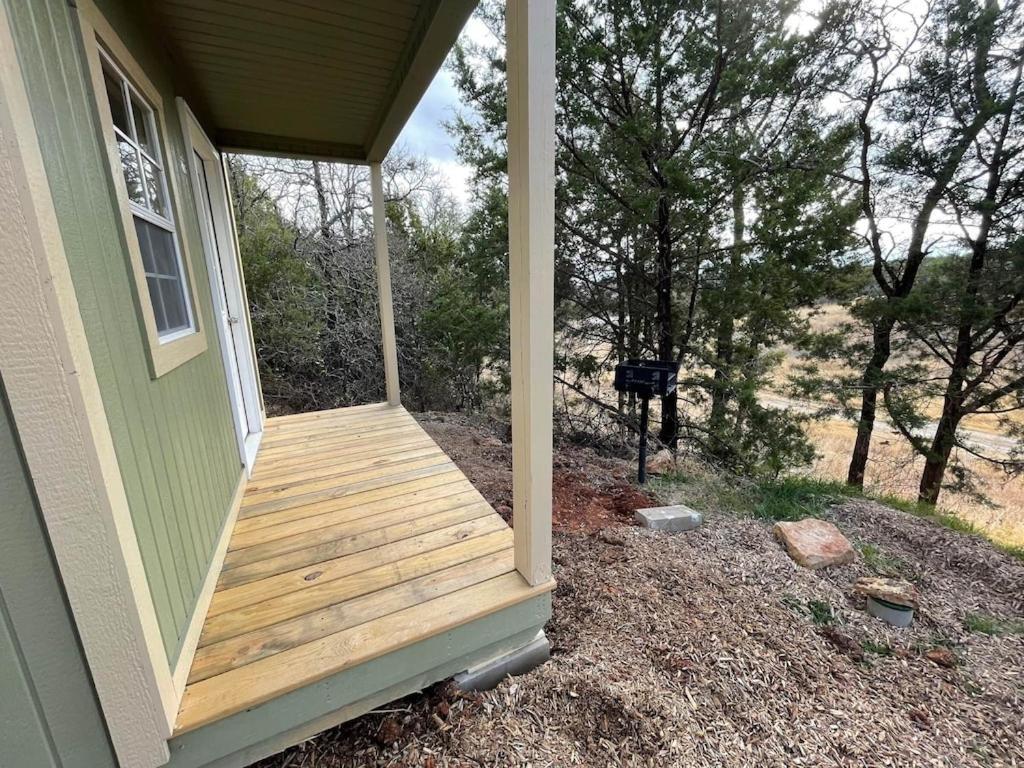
xmin=654 ymin=193 xmax=677 ymax=447
xmin=614 ymin=254 xmax=628 ymax=437
xmin=919 ymin=44 xmax=1017 ymax=503
xmin=312 ymin=161 xmax=331 ymax=240
xmin=709 ymin=180 xmax=744 ymax=443
xmin=709 ymin=317 xmax=734 ymax=432
xmin=918 ymin=413 xmax=958 ymax=505
xmin=918 ymin=383 xmax=965 ymax=505
xmin=847 ymin=318 xmax=893 ymax=487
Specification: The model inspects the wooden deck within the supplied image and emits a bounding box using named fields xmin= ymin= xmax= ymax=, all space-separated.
xmin=174 ymin=403 xmax=551 ymax=735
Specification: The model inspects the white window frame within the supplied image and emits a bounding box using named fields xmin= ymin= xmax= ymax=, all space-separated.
xmin=100 ymin=49 xmax=196 ymax=344
xmin=80 ymin=4 xmax=207 ymax=377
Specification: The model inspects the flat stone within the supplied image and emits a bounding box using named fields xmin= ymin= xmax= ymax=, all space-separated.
xmin=646 ymin=448 xmax=676 ymax=475
xmin=773 ymin=518 xmax=855 ymax=569
xmin=635 ymin=504 xmax=703 ymax=532
xmin=854 ymin=576 xmax=920 ymax=610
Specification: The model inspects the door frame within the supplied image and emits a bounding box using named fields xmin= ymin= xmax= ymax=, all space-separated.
xmin=178 ymin=99 xmax=264 ymax=474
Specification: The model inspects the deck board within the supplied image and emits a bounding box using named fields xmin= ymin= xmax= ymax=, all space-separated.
xmin=174 ymin=404 xmax=552 ymax=736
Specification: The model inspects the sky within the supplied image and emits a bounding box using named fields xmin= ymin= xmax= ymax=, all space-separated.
xmin=392 ymin=16 xmax=495 ymax=205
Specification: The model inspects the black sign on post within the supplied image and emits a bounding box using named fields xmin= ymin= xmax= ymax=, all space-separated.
xmin=613 ymin=359 xmax=680 ymax=484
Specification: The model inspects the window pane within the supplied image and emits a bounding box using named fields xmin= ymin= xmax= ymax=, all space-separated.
xmin=142 ymin=158 xmax=167 ymax=217
xmin=102 ymin=66 xmax=131 ymax=135
xmin=134 ymin=217 xmax=191 ymax=336
xmin=149 ymin=220 xmax=177 ymax=276
xmin=130 ymin=92 xmax=156 ymax=157
xmin=159 ymin=278 xmax=189 ymax=333
xmin=116 ymin=134 xmax=146 ymax=206
xmin=145 ymin=275 xmax=168 ymax=332
xmin=134 ymin=215 xmax=156 ymax=273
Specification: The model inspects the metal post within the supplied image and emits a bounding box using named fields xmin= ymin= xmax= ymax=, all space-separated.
xmin=637 ymin=395 xmax=650 ymax=484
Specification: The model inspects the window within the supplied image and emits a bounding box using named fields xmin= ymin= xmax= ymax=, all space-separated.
xmin=99 ymin=51 xmax=194 ymax=341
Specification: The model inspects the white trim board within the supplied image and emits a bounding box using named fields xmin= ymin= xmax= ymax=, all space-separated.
xmin=506 ymin=0 xmax=555 ymax=586
xmin=0 ymin=5 xmax=173 ymax=766
xmin=370 ymin=161 xmax=401 ymax=406
xmin=219 ymin=152 xmax=267 ymax=419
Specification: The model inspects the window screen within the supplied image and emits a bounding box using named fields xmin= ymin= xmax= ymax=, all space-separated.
xmin=100 ymin=51 xmax=194 ymax=340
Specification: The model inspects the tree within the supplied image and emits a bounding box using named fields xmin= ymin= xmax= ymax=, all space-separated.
xmin=451 ymin=0 xmax=858 ymax=474
xmin=229 ymin=150 xmax=507 ymax=415
xmin=858 ymin=0 xmax=1024 ymax=504
xmin=838 ymin=0 xmax=1024 ymax=492
xmin=831 ymin=0 xmax=1024 ymax=501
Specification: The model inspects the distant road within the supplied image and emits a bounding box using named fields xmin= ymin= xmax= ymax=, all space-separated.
xmin=759 ymin=393 xmax=1017 ymax=459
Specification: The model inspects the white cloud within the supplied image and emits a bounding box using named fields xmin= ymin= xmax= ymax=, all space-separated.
xmin=436 ymin=159 xmax=474 ymax=206
xmin=395 ymin=13 xmax=499 ymax=207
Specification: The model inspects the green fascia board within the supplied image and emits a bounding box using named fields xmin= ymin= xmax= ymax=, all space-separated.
xmin=167 ymin=593 xmax=551 ymax=768
xmin=365 ymin=0 xmax=478 ymax=162
xmin=215 ymin=130 xmax=367 ymax=164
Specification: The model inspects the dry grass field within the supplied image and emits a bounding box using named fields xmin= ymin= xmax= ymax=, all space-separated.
xmin=806 ymin=419 xmax=1024 ymax=548
xmin=776 ymin=303 xmax=1016 ymax=434
xmin=559 ymin=304 xmax=1023 ymax=550
xmin=774 ymin=304 xmax=1023 ymax=549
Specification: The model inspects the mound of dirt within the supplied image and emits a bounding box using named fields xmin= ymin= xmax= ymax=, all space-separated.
xmin=254 ymin=415 xmax=1024 ymax=768
xmin=417 ymin=412 xmax=657 ymax=532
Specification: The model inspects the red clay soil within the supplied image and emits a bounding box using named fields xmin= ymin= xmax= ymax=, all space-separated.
xmin=416 ymin=412 xmax=656 ymax=533
xmin=551 ymin=472 xmax=656 ymax=532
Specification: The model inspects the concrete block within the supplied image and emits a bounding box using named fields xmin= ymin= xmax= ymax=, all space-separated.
xmin=635 ymin=504 xmax=703 ymax=532
xmin=453 ymin=630 xmax=550 ymax=692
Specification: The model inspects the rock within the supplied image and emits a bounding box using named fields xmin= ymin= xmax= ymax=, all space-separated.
xmin=925 ymin=647 xmax=957 ymax=668
xmin=773 ymin=518 xmax=856 ymax=569
xmin=853 ymin=576 xmax=920 ymax=610
xmin=818 ymin=626 xmax=864 ymax=661
xmin=635 ymin=504 xmax=703 ymax=532
xmin=646 ymin=448 xmax=676 ymax=475
xmin=596 ymin=530 xmax=626 ymax=546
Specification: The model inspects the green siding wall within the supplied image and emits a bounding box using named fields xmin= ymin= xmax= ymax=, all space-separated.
xmin=0 ymin=382 xmax=117 ymax=768
xmin=5 ymin=0 xmax=242 ymax=664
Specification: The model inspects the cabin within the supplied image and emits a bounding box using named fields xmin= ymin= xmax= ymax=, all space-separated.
xmin=0 ymin=0 xmax=555 ymax=766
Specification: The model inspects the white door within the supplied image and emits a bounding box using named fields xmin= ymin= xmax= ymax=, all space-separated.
xmin=180 ymin=100 xmax=263 ymax=474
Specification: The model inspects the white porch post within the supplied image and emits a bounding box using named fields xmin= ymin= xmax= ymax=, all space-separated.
xmin=370 ymin=161 xmax=401 ymax=406
xmin=507 ymin=0 xmax=555 ymax=586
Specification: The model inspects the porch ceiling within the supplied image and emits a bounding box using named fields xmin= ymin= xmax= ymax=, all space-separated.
xmin=151 ymin=0 xmax=477 ymax=162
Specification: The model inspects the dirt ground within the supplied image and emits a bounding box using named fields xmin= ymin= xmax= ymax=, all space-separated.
xmin=255 ymin=414 xmax=1024 ymax=768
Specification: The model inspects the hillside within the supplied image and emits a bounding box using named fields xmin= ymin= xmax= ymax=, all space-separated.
xmin=255 ymin=414 xmax=1024 ymax=768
